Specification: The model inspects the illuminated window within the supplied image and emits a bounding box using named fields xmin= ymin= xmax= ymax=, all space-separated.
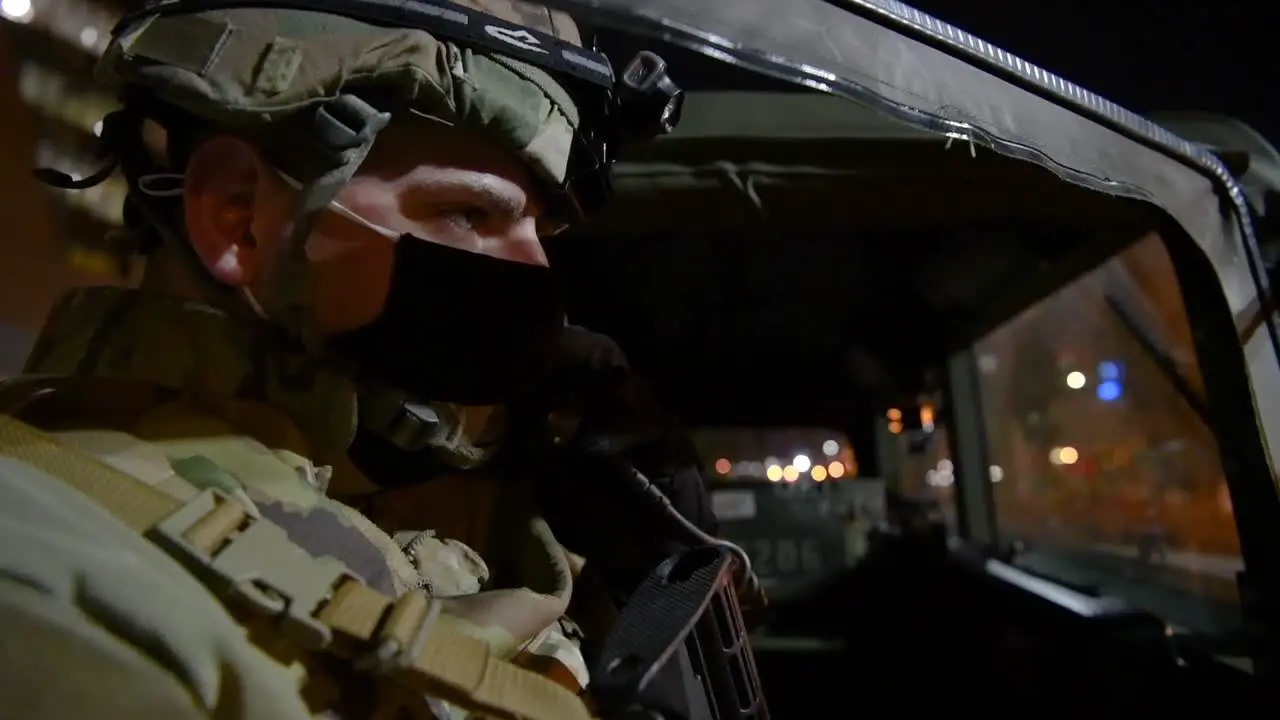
xmin=19 ymin=61 xmax=120 ymax=137
xmin=4 ymin=0 xmax=118 ymax=55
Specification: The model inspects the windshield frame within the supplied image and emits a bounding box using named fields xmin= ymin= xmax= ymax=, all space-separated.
xmin=556 ymin=0 xmax=1280 ymax=670
xmin=937 ymin=225 xmax=1278 ymax=657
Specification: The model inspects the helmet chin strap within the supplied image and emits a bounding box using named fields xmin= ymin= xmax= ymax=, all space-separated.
xmin=271 ymin=94 xmax=391 ymax=349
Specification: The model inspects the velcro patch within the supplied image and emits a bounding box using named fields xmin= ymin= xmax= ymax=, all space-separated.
xmin=253 ymin=37 xmax=305 ymax=96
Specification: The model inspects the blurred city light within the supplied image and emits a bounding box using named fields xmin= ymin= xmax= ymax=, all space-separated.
xmin=1066 ymin=371 xmax=1086 ymax=389
xmin=714 ymin=458 xmax=731 ymax=475
xmin=828 ymin=461 xmax=845 ymax=478
xmin=822 ymin=439 xmax=840 ymax=457
xmin=1096 ymin=360 xmax=1124 ymax=401
xmin=793 ymin=454 xmax=811 ymax=472
xmin=1098 ymin=360 xmax=1121 ymax=380
xmin=811 ymin=465 xmax=828 ymax=482
xmin=766 ymin=464 xmax=783 ymax=482
xmin=782 ymin=465 xmax=800 ymax=483
xmin=926 ymin=469 xmax=955 ymax=487
xmin=2 ymin=0 xmax=33 ymax=22
xmin=1050 ymin=446 xmax=1080 ymax=465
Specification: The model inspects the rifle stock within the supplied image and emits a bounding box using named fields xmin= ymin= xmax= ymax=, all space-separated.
xmin=592 ymin=545 xmax=769 ymax=720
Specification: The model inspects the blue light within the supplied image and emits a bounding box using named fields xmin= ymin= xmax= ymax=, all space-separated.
xmin=1097 ymin=380 xmax=1122 ymax=402
xmin=1098 ymin=360 xmax=1122 ymax=381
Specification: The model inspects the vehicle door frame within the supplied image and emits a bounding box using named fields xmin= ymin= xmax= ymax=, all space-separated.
xmin=942 ymin=218 xmax=1280 ymax=680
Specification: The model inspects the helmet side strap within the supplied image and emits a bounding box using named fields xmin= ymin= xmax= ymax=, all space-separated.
xmin=271 ymin=94 xmax=391 ymax=349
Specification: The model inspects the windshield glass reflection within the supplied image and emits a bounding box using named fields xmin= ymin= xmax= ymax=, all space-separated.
xmin=976 ymin=233 xmax=1241 ymax=639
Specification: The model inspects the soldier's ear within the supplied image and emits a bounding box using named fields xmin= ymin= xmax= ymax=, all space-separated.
xmin=182 ymin=135 xmax=264 ymax=286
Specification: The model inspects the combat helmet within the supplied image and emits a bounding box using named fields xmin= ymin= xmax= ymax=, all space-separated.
xmin=39 ymin=0 xmax=683 ymax=347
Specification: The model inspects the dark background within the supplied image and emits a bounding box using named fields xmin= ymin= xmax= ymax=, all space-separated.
xmin=911 ymin=0 xmax=1277 ymax=140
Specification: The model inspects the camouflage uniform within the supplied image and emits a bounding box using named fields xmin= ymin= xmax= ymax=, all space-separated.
xmin=0 ymin=0 xmax=637 ymax=717
xmin=0 ymin=286 xmax=590 ymax=717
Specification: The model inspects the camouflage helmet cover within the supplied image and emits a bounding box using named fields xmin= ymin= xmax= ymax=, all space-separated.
xmin=97 ymin=0 xmax=612 ymax=202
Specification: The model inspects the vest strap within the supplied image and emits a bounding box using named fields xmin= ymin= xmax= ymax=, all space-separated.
xmin=0 ymin=414 xmax=592 ymax=720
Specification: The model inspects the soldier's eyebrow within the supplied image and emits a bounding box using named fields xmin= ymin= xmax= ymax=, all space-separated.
xmin=401 ymin=168 xmax=530 ymax=219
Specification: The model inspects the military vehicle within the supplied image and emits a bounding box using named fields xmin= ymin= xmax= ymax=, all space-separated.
xmin=8 ymin=0 xmax=1277 ymax=714
xmin=544 ymin=0 xmax=1280 ymax=713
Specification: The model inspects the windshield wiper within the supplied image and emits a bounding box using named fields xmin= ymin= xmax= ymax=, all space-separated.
xmin=1103 ymin=293 xmax=1211 ymax=427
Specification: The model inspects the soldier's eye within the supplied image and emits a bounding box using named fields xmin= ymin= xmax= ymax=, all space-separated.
xmin=438 ymin=206 xmax=491 ymax=233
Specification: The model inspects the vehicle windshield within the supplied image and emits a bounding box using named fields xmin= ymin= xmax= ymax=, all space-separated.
xmin=972 ymin=233 xmax=1240 ymax=642
xmin=887 ymin=411 xmax=960 ymax=535
xmin=691 ymin=427 xmax=885 ymax=604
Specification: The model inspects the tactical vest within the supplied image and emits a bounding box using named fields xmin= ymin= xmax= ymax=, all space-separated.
xmin=0 ymin=375 xmax=593 ymax=720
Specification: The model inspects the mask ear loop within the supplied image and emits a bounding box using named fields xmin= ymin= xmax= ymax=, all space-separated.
xmin=130 ymin=172 xmax=275 ymax=319
xmin=275 ymin=171 xmax=401 ymax=242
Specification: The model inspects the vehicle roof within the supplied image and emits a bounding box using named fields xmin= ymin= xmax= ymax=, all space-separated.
xmin=549 ymin=0 xmax=1280 ymax=457
xmin=559 ymin=0 xmax=1262 ymax=315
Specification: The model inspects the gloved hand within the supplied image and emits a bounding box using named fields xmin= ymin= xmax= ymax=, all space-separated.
xmin=524 ymin=325 xmax=719 ymax=595
xmin=543 ymin=325 xmax=717 ymax=530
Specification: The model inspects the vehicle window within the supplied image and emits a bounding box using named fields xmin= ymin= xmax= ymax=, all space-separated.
xmin=691 ymin=427 xmax=885 ymax=603
xmin=888 ymin=412 xmax=960 ymax=536
xmin=975 ymin=233 xmax=1241 ymax=640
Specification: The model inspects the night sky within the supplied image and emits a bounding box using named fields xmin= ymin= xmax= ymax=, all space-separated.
xmin=910 ymin=0 xmax=1278 ymax=142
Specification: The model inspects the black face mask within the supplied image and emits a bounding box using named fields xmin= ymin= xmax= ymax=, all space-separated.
xmin=327 ymin=235 xmax=564 ymax=406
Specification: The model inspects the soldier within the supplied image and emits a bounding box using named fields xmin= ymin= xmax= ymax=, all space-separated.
xmin=0 ymin=0 xmax=680 ymax=717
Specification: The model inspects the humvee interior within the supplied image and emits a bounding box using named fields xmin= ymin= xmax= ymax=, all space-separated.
xmin=547 ymin=30 xmax=1269 ymax=714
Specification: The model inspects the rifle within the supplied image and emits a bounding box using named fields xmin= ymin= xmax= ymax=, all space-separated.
xmin=520 ymin=362 xmax=769 ymax=720
xmin=583 ymin=465 xmax=769 ymax=720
